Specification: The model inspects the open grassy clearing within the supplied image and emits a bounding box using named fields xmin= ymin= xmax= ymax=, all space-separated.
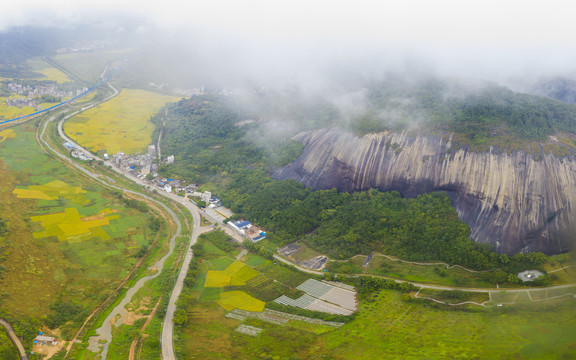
xmin=326 ymin=253 xmax=494 ymax=288
xmin=0 ymin=123 xmax=157 ymax=345
xmin=322 ymin=290 xmax=576 ymax=359
xmin=64 ymin=88 xmax=179 ymax=154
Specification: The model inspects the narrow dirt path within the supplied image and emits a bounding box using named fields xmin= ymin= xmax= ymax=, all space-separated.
xmin=0 ymin=318 xmax=28 ymax=360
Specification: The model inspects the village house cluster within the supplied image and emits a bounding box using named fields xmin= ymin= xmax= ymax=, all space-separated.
xmin=6 ymin=82 xmax=88 ymax=109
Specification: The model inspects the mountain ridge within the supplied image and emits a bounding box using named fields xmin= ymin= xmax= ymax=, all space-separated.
xmin=274 ymin=128 xmax=576 ymax=255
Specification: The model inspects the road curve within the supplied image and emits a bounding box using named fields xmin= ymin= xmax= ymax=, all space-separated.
xmin=44 ymin=93 xmax=203 ymax=360
xmin=0 ymin=319 xmax=28 ymax=360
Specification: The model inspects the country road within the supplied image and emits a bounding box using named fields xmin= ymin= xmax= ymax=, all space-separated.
xmin=29 ymin=73 xmax=576 ymax=359
xmin=37 ymin=87 xmax=203 ymax=360
xmin=0 ymin=319 xmax=28 ymax=360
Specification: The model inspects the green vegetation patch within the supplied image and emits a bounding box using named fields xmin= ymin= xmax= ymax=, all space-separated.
xmin=201 ymin=287 xmax=223 ymax=302
xmin=244 ymin=254 xmax=267 ymax=267
xmin=210 ymin=256 xmax=235 ymax=271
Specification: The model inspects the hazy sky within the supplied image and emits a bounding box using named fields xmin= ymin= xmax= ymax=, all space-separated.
xmin=2 ymin=0 xmax=576 ymax=80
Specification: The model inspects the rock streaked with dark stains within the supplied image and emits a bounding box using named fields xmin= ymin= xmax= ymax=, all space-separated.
xmin=273 ymin=129 xmax=576 ymax=255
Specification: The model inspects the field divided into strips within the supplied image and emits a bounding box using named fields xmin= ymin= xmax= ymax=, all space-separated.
xmin=31 ymin=207 xmax=120 ymax=242
xmin=51 ymin=49 xmax=132 ymax=82
xmin=65 ymin=89 xmax=179 ymax=154
xmin=27 ymin=58 xmax=70 ymax=83
xmin=275 ymin=279 xmax=358 ymax=315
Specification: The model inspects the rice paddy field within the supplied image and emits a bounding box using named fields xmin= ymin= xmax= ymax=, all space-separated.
xmin=0 ymin=123 xmax=156 ymax=335
xmin=0 ymin=100 xmax=35 ymax=120
xmin=179 ymin=239 xmax=343 ymax=360
xmin=27 ymin=58 xmax=71 ymax=83
xmin=64 ymin=88 xmax=179 ymax=154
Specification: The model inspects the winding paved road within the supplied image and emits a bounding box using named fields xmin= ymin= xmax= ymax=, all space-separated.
xmin=39 ymin=87 xmax=202 ymax=360
xmin=35 ymin=77 xmax=576 ymax=358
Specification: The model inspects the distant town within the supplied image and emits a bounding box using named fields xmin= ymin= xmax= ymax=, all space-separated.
xmin=5 ymin=82 xmax=88 ymax=110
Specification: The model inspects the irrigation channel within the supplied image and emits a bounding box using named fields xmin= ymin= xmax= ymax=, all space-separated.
xmin=35 ymin=83 xmax=200 ymax=360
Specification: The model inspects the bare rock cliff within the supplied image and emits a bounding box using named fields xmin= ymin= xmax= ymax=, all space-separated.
xmin=273 ymin=129 xmax=576 ymax=254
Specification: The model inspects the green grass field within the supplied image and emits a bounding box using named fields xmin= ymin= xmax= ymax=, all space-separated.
xmin=329 ymin=253 xmax=493 ymax=288
xmin=51 ymin=49 xmax=133 ymax=83
xmin=322 ymin=290 xmax=576 ymax=359
xmin=64 ymin=88 xmax=178 ymax=154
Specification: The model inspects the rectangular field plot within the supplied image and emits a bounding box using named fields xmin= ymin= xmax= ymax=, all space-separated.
xmin=245 ymin=274 xmax=274 ymax=289
xmin=306 ymin=299 xmax=355 ymax=315
xmin=31 ymin=207 xmax=120 ymax=242
xmin=217 ymin=291 xmax=265 ymax=312
xmin=205 ymin=261 xmax=259 ymax=287
xmin=277 ymin=278 xmax=358 ymax=315
xmin=297 ymin=279 xmax=333 ymax=298
xmin=319 ymin=287 xmax=358 ymax=311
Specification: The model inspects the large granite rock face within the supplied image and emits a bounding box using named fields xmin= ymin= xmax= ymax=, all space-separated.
xmin=273 ymin=129 xmax=576 ymax=255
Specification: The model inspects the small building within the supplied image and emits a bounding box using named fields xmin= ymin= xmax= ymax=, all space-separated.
xmin=252 ymin=232 xmax=266 ymax=242
xmin=201 ymin=191 xmax=212 ymax=203
xmin=34 ymin=335 xmax=57 ymax=346
xmin=164 ymin=185 xmax=172 ymax=193
xmin=230 ymin=220 xmax=251 ymax=234
xmin=147 ymin=144 xmax=156 ymax=156
xmin=166 ymin=155 xmax=175 ymax=164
